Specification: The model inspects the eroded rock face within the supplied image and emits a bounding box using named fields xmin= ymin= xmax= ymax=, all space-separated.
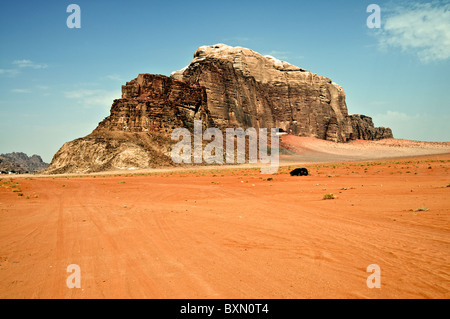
xmin=171 ymin=43 xmax=392 ymax=142
xmin=45 ymin=74 xmax=212 ymax=174
xmin=95 ymin=74 xmax=212 ymax=134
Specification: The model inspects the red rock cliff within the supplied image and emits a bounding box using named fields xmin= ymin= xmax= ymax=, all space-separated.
xmin=171 ymin=44 xmax=392 ymax=142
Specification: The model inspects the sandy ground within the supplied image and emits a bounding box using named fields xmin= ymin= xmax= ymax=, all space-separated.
xmin=279 ymin=136 xmax=450 ymax=163
xmin=1 ymin=149 xmax=449 ymax=299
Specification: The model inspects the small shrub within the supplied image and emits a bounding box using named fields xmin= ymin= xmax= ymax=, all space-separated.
xmin=323 ymin=193 xmax=336 ymax=200
xmin=267 ymin=177 xmax=274 ymax=181
xmin=414 ymin=207 xmax=429 ymax=212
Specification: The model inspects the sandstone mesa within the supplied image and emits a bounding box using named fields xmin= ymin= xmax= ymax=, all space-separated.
xmin=45 ymin=44 xmax=392 ymax=174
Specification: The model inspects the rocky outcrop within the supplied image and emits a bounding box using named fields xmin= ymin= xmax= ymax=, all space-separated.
xmin=172 ymin=44 xmax=392 ymax=142
xmin=94 ymin=74 xmax=213 ymax=134
xmin=45 ymin=74 xmax=213 ymax=174
xmin=45 ymin=44 xmax=392 ymax=174
xmin=0 ymin=152 xmax=49 ymax=173
xmin=46 ymin=133 xmax=175 ymax=174
xmin=348 ymin=114 xmax=393 ymax=141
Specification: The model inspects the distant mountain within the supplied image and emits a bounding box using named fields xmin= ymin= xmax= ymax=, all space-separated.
xmin=0 ymin=152 xmax=49 ymax=174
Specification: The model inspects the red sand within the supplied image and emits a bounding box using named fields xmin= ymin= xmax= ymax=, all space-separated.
xmin=279 ymin=136 xmax=450 ymax=163
xmin=0 ymin=153 xmax=449 ymax=299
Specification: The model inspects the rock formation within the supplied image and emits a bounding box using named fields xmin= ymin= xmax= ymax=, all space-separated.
xmin=45 ymin=44 xmax=392 ymax=174
xmin=96 ymin=74 xmax=213 ymax=134
xmin=45 ymin=74 xmax=212 ymax=174
xmin=0 ymin=152 xmax=49 ymax=173
xmin=171 ymin=44 xmax=392 ymax=142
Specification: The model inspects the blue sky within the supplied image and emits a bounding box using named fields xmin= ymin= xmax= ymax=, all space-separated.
xmin=1 ymin=0 xmax=449 ymax=162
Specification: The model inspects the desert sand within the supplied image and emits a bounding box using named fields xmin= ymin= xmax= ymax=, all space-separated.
xmin=0 ymin=139 xmax=449 ymax=299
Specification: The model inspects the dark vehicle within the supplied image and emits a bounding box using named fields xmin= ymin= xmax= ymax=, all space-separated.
xmin=290 ymin=168 xmax=308 ymax=176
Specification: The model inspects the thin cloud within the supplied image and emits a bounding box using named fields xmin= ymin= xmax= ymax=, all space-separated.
xmin=104 ymin=74 xmax=123 ymax=81
xmin=221 ymin=36 xmax=251 ymax=44
xmin=64 ymin=89 xmax=121 ymax=108
xmin=0 ymin=60 xmax=48 ymax=76
xmin=11 ymin=89 xmax=31 ymax=93
xmin=375 ymin=110 xmax=417 ymax=121
xmin=0 ymin=68 xmax=20 ymax=76
xmin=12 ymin=59 xmax=48 ymax=69
xmin=367 ymin=100 xmax=391 ymax=106
xmin=376 ymin=1 xmax=450 ymax=63
xmin=64 ymin=89 xmax=101 ymax=99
